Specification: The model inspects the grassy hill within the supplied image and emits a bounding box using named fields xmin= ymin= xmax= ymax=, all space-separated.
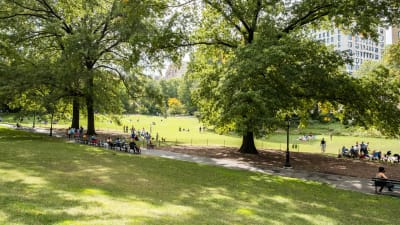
xmin=0 ymin=127 xmax=399 ymax=224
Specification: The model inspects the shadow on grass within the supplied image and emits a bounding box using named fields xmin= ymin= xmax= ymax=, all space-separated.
xmin=0 ymin=128 xmax=399 ymax=224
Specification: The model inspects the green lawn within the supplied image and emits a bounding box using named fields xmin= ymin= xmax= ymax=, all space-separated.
xmin=0 ymin=127 xmax=399 ymax=225
xmin=2 ymin=113 xmax=399 ymax=156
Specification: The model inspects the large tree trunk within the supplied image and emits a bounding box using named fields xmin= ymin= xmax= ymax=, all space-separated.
xmin=86 ymin=76 xmax=96 ymax=135
xmin=71 ymin=97 xmax=80 ymax=129
xmin=238 ymin=131 xmax=258 ymax=154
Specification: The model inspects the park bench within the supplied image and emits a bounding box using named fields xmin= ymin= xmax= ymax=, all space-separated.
xmin=147 ymin=142 xmax=155 ymax=149
xmin=371 ymin=178 xmax=400 ymax=194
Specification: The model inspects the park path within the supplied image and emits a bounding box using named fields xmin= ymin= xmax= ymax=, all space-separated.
xmin=2 ymin=124 xmax=398 ymax=196
xmin=139 ymin=148 xmax=397 ymax=196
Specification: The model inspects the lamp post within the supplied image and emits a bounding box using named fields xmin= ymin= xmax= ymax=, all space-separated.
xmin=284 ymin=115 xmax=292 ymax=168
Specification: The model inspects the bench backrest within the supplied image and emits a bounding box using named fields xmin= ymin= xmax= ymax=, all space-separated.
xmin=372 ymin=178 xmax=400 ymax=185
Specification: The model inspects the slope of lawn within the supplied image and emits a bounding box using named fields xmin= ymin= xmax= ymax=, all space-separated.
xmin=0 ymin=127 xmax=398 ymax=225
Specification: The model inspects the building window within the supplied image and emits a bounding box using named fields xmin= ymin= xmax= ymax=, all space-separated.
xmin=348 ymin=42 xmax=352 ymax=47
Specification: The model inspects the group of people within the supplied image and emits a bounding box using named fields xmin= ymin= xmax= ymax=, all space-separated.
xmin=340 ymin=141 xmax=370 ymax=158
xmin=105 ymin=136 xmax=141 ymax=154
xmin=67 ymin=126 xmax=84 ymax=140
xmin=299 ymin=134 xmax=316 ymax=142
xmin=340 ymin=141 xmax=400 ymax=162
xmin=99 ymin=125 xmax=152 ymax=154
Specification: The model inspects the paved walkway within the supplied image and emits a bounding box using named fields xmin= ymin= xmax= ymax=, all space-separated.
xmin=2 ymin=124 xmax=398 ymax=196
xmin=140 ymin=148 xmax=399 ymax=196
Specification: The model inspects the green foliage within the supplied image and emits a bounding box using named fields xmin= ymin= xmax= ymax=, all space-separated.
xmin=188 ymin=0 xmax=400 ymax=152
xmin=349 ymin=43 xmax=400 ymax=136
xmin=157 ymin=77 xmax=197 ymax=115
xmin=0 ymin=0 xmax=187 ymax=133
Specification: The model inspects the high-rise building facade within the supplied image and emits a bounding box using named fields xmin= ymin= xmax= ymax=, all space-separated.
xmin=392 ymin=26 xmax=400 ymax=43
xmin=164 ymin=62 xmax=188 ymax=79
xmin=311 ymin=28 xmax=386 ymax=74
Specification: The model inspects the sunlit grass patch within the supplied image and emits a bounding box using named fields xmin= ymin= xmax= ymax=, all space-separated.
xmin=0 ymin=127 xmax=399 ymax=225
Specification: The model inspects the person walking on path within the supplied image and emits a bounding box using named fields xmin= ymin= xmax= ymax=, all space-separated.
xmin=320 ymin=138 xmax=326 ymax=153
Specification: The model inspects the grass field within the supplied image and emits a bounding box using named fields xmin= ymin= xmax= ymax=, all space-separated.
xmin=0 ymin=126 xmax=399 ymax=225
xmin=1 ymin=113 xmax=399 ymax=156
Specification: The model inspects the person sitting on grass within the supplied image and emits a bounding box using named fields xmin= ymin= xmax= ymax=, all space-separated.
xmin=371 ymin=150 xmax=381 ymax=160
xmin=375 ymin=166 xmax=394 ymax=193
xmin=350 ymin=146 xmax=359 ymax=158
xmin=341 ymin=146 xmax=350 ymax=157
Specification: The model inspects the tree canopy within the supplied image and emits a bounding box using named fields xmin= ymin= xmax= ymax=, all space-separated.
xmin=187 ymin=0 xmax=400 ymax=153
xmin=0 ymin=0 xmax=186 ymax=134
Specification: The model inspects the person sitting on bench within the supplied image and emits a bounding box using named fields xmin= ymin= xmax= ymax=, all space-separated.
xmin=90 ymin=134 xmax=97 ymax=145
xmin=129 ymin=139 xmax=140 ymax=154
xmin=375 ymin=166 xmax=394 ymax=192
xmin=115 ymin=137 xmax=122 ymax=150
xmin=106 ymin=136 xmax=114 ymax=149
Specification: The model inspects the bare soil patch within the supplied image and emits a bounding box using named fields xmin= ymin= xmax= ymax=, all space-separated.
xmin=158 ymin=145 xmax=400 ymax=180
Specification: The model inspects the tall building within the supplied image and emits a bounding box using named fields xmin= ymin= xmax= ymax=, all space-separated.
xmin=392 ymin=26 xmax=400 ymax=43
xmin=312 ymin=28 xmax=386 ymax=74
xmin=164 ymin=62 xmax=188 ymax=79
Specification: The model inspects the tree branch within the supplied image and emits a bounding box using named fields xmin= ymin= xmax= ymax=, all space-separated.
xmin=37 ymin=0 xmax=73 ymax=34
xmin=204 ymin=0 xmax=244 ymax=36
xmin=95 ymin=64 xmax=141 ymax=99
xmin=282 ymin=4 xmax=333 ymax=34
xmin=225 ymin=0 xmax=252 ymax=36
xmin=166 ymin=0 xmax=196 ymax=8
xmin=0 ymin=13 xmax=49 ymax=20
xmin=159 ymin=39 xmax=238 ymax=49
xmin=97 ymin=40 xmax=122 ymax=58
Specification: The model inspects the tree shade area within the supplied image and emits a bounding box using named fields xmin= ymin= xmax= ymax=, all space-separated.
xmin=1 ymin=127 xmax=400 ymax=224
xmin=1 ymin=0 xmax=400 ymax=154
